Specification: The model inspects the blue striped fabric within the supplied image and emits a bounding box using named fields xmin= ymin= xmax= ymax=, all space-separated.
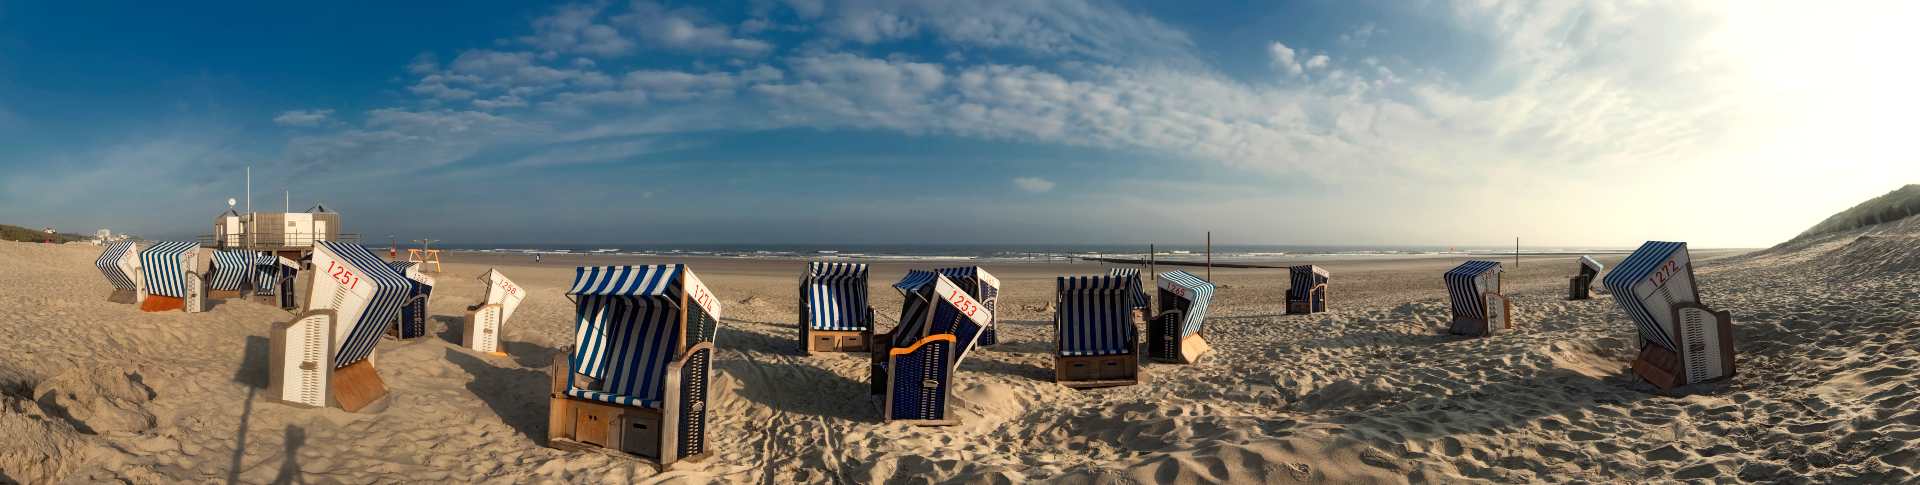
xmin=253 ymin=253 xmax=291 ymax=295
xmin=802 ymin=262 xmax=869 ymax=331
xmin=565 ymin=265 xmax=696 ymax=409
xmin=208 ymin=250 xmax=252 ymax=291
xmin=1444 ymin=261 xmax=1503 ymax=320
xmin=387 ymin=261 xmax=418 ymax=274
xmin=317 ymin=241 xmax=413 ymax=369
xmin=1157 ymin=271 xmax=1215 ymax=337
xmin=890 ymin=270 xmax=940 ymax=347
xmin=1057 ymin=275 xmax=1136 ymax=356
xmin=1601 ymin=241 xmax=1689 ymax=352
xmin=1288 ymin=265 xmax=1330 ymax=301
xmin=138 ymin=241 xmax=199 ymax=298
xmin=1108 ymin=268 xmax=1148 ymax=309
xmin=95 ymin=241 xmax=137 ymax=290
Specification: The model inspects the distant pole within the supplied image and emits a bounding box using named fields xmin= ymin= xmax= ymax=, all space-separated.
xmin=245 ymin=166 xmax=252 ymax=255
xmin=1515 ymin=237 xmax=1520 ymax=268
xmin=1148 ymin=244 xmax=1156 ymax=294
xmin=1206 ymin=232 xmax=1212 ymax=281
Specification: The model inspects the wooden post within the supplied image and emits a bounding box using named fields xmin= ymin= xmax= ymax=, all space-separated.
xmin=1205 ymin=232 xmax=1212 ymax=281
xmin=1514 ymin=237 xmax=1520 ymax=268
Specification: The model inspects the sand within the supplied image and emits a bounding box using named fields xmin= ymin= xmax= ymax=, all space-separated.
xmin=0 ymin=225 xmax=1913 ymax=483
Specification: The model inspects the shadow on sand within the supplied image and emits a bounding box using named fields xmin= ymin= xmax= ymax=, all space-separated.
xmin=715 ymin=325 xmax=873 ymax=421
xmin=445 ymin=348 xmax=553 ymax=445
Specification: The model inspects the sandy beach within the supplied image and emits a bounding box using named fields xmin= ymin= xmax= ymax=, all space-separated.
xmin=4 ymin=218 xmax=1916 ymax=484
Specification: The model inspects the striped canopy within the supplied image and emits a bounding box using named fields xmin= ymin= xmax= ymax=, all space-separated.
xmin=1578 ymin=255 xmax=1604 ymax=276
xmin=253 ymin=253 xmax=296 ymax=296
xmin=1444 ymin=260 xmax=1503 ymax=320
xmin=139 ymin=241 xmax=200 ymax=298
xmin=387 ymin=260 xmax=418 ymax=274
xmin=312 ymin=241 xmax=413 ymax=369
xmin=890 ymin=271 xmax=992 ymax=359
xmin=1601 ymin=241 xmax=1694 ymax=352
xmin=208 ymin=250 xmax=253 ymax=292
xmin=1156 ymin=271 xmax=1215 ymax=337
xmin=1057 ymin=275 xmax=1137 ymax=356
xmin=566 ymin=264 xmax=722 ymax=409
xmin=96 ymin=241 xmax=138 ymax=291
xmin=802 ymin=262 xmax=870 ymax=331
xmin=1108 ymin=268 xmax=1149 ymax=309
xmin=1288 ymin=265 xmax=1330 ymax=300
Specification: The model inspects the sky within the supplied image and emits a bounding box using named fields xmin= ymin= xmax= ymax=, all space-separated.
xmin=0 ymin=1 xmax=1916 ymax=248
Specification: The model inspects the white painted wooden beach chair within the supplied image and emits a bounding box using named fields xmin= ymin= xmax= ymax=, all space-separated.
xmin=463 ymin=268 xmax=526 ymax=355
xmin=798 ymin=262 xmax=873 ymax=353
xmin=1287 ymin=265 xmax=1330 ymax=314
xmin=269 ymin=241 xmax=413 ymax=412
xmin=1054 ymin=274 xmax=1141 ymax=388
xmin=137 ymin=241 xmax=207 ymax=313
xmin=1568 ymin=255 xmax=1603 ymax=300
xmin=96 ymin=241 xmax=143 ymax=304
xmin=1603 ymin=241 xmax=1734 ymax=389
xmin=870 ymin=270 xmax=992 ymax=425
xmin=1149 ymin=270 xmax=1215 ymax=364
xmin=1445 ymin=260 xmax=1509 ymax=337
xmin=383 ymin=261 xmax=436 ymax=340
xmin=548 ymin=265 xmax=720 ymax=469
xmin=935 ymin=266 xmax=1000 ymax=347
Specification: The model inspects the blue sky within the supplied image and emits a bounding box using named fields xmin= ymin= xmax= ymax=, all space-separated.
xmin=2 ymin=1 xmax=1915 ymax=247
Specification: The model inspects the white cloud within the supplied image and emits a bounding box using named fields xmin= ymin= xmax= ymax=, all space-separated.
xmin=1305 ymin=54 xmax=1329 ymax=71
xmin=1339 ymin=23 xmax=1378 ymax=47
xmin=1269 ymin=42 xmax=1302 ymax=76
xmin=614 ymin=1 xmax=772 ymax=55
xmin=509 ymin=140 xmax=667 ymax=167
xmin=1012 ymin=177 xmax=1055 ymax=193
xmin=272 ymin=109 xmax=334 ymax=126
xmin=521 ymin=3 xmax=634 ymax=57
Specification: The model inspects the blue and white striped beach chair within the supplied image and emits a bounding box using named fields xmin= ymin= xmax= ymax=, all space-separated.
xmin=870 ymin=270 xmax=993 ymax=425
xmin=96 ymin=241 xmax=142 ymax=304
xmin=384 ymin=261 xmax=436 ymax=340
xmin=799 ymin=262 xmax=874 ymax=353
xmin=269 ymin=241 xmax=412 ymax=412
xmin=1569 ymin=256 xmax=1604 ymax=300
xmin=1149 ymin=271 xmax=1216 ymax=364
xmin=934 ymin=266 xmax=1000 ymax=346
xmin=1445 ymin=260 xmax=1509 ymax=336
xmin=137 ymin=241 xmax=207 ymax=313
xmin=254 ymin=253 xmax=299 ymax=309
xmin=1109 ymin=268 xmax=1150 ymax=321
xmin=1287 ymin=265 xmax=1330 ymax=314
xmin=549 ymin=265 xmax=721 ymax=468
xmin=207 ymin=250 xmax=253 ymax=298
xmin=463 ymin=268 xmax=526 ymax=355
xmin=1603 ymin=241 xmax=1734 ymax=389
xmin=1054 ymin=275 xmax=1141 ymax=387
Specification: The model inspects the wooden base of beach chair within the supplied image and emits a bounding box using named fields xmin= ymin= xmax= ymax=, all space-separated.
xmin=107 ymin=289 xmax=137 ymax=304
xmin=331 ymin=360 xmax=388 ymax=413
xmin=1055 ymin=354 xmax=1140 ymax=388
xmin=1176 ymin=334 xmax=1211 ymax=364
xmin=1449 ymin=293 xmax=1512 ymax=337
xmin=804 ymin=329 xmax=872 ymax=353
xmin=209 ymin=290 xmax=243 ymax=299
xmin=140 ymin=295 xmax=184 ymax=312
xmin=547 ymin=345 xmax=713 ymax=470
xmin=1567 ymin=275 xmax=1592 ymax=300
xmin=1286 ymin=286 xmax=1327 ymax=314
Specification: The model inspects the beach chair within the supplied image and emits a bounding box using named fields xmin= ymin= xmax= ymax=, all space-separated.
xmin=1149 ymin=271 xmax=1215 ymax=364
xmin=384 ymin=261 xmax=436 ymax=340
xmin=798 ymin=262 xmax=874 ymax=353
xmin=1054 ymin=275 xmax=1141 ymax=388
xmin=1109 ymin=268 xmax=1150 ymax=324
xmin=254 ymin=253 xmax=300 ymax=309
xmin=463 ymin=268 xmax=526 ymax=355
xmin=96 ymin=241 xmax=142 ymax=304
xmin=1568 ymin=256 xmax=1603 ymax=300
xmin=1602 ymin=241 xmax=1734 ymax=389
xmin=1445 ymin=260 xmax=1510 ymax=337
xmin=548 ymin=265 xmax=721 ymax=469
xmin=1286 ymin=265 xmax=1330 ymax=314
xmin=207 ymin=250 xmax=253 ymax=299
xmin=870 ymin=270 xmax=993 ymax=425
xmin=137 ymin=241 xmax=208 ymax=313
xmin=934 ymin=266 xmax=1001 ymax=346
xmin=268 ymin=241 xmax=412 ymax=412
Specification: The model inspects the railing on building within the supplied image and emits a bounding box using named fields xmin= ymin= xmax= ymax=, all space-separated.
xmin=196 ymin=232 xmax=362 ymax=251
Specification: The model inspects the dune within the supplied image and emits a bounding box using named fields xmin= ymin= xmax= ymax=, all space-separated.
xmin=1 ymin=197 xmax=1916 ymax=483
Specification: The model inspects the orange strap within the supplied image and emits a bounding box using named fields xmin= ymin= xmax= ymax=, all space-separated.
xmin=890 ymin=334 xmax=957 ymax=357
